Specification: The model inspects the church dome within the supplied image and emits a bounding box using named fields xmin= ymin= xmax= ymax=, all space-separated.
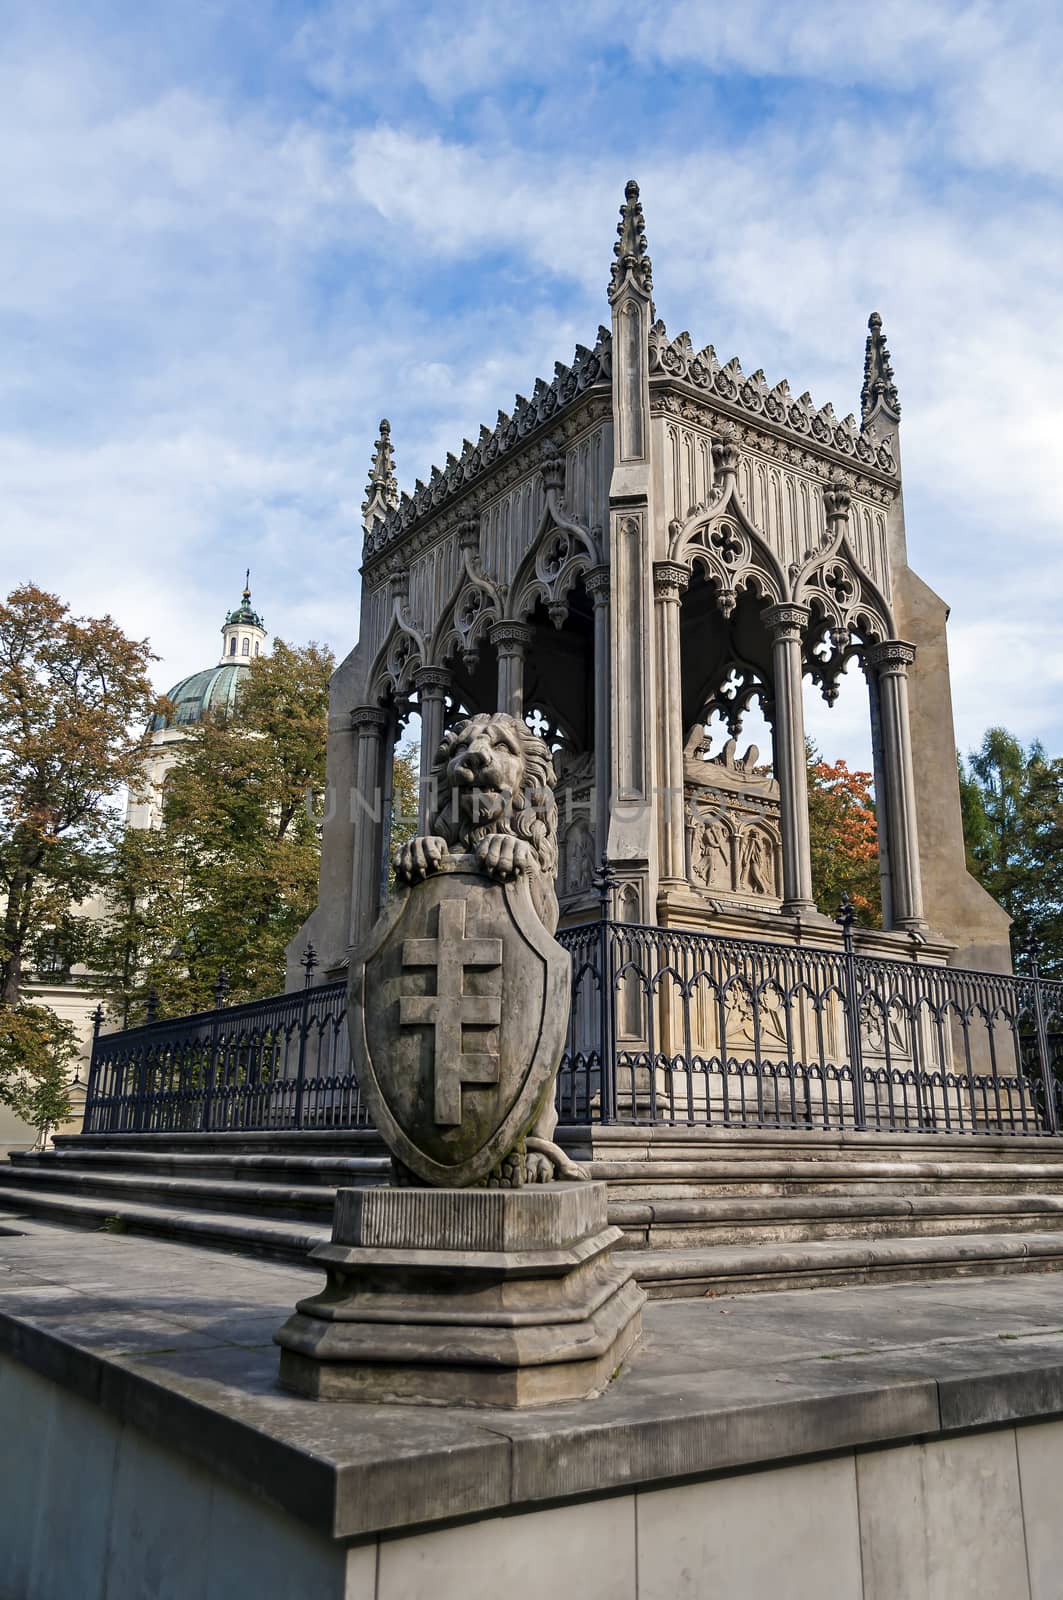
xmin=149 ymin=576 xmax=268 ymax=732
xmin=150 ymin=663 xmax=249 ymax=732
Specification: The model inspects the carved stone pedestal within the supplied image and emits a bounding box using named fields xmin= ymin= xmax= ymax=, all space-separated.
xmin=275 ymin=1181 xmax=644 ymax=1408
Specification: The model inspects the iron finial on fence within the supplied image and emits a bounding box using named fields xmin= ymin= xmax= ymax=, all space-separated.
xmin=213 ymin=969 xmax=230 ymax=1008
xmin=91 ymin=1003 xmax=104 ymax=1039
xmin=1023 ymin=934 xmax=1042 ymax=978
xmin=145 ymin=988 xmax=159 ymax=1024
xmin=836 ymin=892 xmax=857 ymax=949
xmin=301 ymin=942 xmax=319 ymax=989
xmin=593 ymin=852 xmax=614 ymax=919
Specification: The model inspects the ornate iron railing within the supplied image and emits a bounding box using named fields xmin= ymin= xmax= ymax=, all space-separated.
xmin=556 ymin=920 xmax=1063 ymax=1135
xmin=83 ymin=921 xmax=1063 ymax=1139
xmin=83 ymin=978 xmax=368 ymax=1135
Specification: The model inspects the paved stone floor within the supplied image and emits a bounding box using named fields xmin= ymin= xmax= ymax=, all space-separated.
xmin=4 ymin=1215 xmax=1063 ymax=1537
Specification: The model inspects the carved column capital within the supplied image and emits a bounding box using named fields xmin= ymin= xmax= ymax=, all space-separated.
xmin=351 ymin=704 xmax=390 ymax=735
xmin=761 ymin=602 xmax=810 ymax=642
xmin=864 ymin=639 xmax=916 ymax=676
xmin=652 ymin=561 xmax=691 ymax=602
xmin=414 ymin=665 xmax=452 ymax=697
xmin=489 ymin=621 xmax=534 ymax=657
xmin=584 ymin=564 xmax=611 ymax=605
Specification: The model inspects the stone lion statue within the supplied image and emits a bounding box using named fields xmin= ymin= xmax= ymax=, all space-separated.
xmin=394 ymin=711 xmax=584 ymax=1183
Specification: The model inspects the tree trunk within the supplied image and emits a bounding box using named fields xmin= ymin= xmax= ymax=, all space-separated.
xmin=1 ymin=868 xmax=31 ymax=1003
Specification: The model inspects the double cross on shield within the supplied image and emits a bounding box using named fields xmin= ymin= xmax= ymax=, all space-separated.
xmin=348 ymin=853 xmax=571 ymax=1186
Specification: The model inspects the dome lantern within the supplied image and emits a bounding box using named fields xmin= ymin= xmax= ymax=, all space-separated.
xmin=220 ymin=570 xmax=267 ymax=665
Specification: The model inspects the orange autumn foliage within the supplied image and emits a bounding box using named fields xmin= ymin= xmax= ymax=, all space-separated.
xmin=806 ymin=748 xmax=881 ymax=924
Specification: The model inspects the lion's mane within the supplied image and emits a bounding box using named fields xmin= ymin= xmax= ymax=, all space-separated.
xmin=430 ymin=712 xmax=559 ymax=879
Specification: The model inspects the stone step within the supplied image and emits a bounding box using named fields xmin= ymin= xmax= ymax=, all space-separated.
xmin=610 ymin=1192 xmax=1063 ymax=1248
xmin=52 ymin=1128 xmax=387 ymax=1157
xmin=10 ymin=1148 xmax=390 ymax=1188
xmin=7 ymin=1185 xmax=1063 ymax=1304
xmin=0 ymin=1185 xmax=329 ymax=1263
xmin=634 ymin=1231 xmax=1063 ymax=1297
xmin=589 ymin=1158 xmax=1063 ymax=1199
xmin=563 ymin=1126 xmax=1063 ymax=1164
xmin=0 ymin=1165 xmax=337 ymax=1221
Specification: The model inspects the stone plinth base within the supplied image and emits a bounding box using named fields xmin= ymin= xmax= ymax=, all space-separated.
xmin=275 ymin=1181 xmax=644 ymax=1407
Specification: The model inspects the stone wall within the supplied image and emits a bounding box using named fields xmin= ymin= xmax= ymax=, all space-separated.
xmin=3 ymin=1349 xmax=1061 ymax=1600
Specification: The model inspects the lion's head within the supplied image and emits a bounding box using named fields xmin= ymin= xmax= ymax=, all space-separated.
xmin=431 ymin=711 xmax=559 ymax=878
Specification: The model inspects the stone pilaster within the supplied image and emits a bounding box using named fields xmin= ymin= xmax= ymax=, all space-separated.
xmin=490 ymin=622 xmax=533 ymax=720
xmin=653 ymin=562 xmax=690 ymax=886
xmin=414 ymin=666 xmax=450 ymax=832
xmin=762 ymin=603 xmax=815 ymax=916
xmin=584 ymin=564 xmax=611 ymax=857
xmin=864 ymin=640 xmax=927 ymax=932
xmin=349 ymin=705 xmax=390 ymax=947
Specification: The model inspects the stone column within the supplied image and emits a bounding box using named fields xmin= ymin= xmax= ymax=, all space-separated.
xmin=349 ymin=705 xmax=390 ymax=946
xmin=653 ymin=562 xmax=690 ymax=886
xmin=762 ymin=603 xmax=815 ymax=916
xmin=584 ymin=565 xmax=611 ymax=861
xmin=490 ymin=622 xmax=533 ymax=720
xmin=414 ymin=666 xmax=450 ymax=832
xmin=865 ymin=641 xmax=926 ymax=931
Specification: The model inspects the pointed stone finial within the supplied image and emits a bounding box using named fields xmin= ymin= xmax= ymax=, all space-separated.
xmin=861 ymin=312 xmax=900 ymax=426
xmin=609 ymin=179 xmax=653 ymax=301
xmin=362 ymin=418 xmax=400 ymax=531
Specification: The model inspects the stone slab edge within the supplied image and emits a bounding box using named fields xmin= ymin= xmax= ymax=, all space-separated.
xmin=6 ymin=1302 xmax=1063 ymax=1543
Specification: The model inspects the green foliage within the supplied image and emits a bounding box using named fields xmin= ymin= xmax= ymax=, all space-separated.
xmin=97 ymin=639 xmax=334 ymax=1019
xmin=959 ymin=727 xmax=1063 ymax=971
xmin=0 ymin=584 xmax=160 ymax=1002
xmin=388 ymin=739 xmax=419 ymax=892
xmin=807 ymin=742 xmax=882 ymax=926
xmin=0 ymin=1001 xmax=78 ymax=1137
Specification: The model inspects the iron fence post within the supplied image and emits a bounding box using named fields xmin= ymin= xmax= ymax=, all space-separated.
xmin=837 ymin=895 xmax=866 ymax=1129
xmin=202 ymin=969 xmax=229 ymax=1132
xmin=294 ymin=943 xmax=317 ymax=1130
xmin=83 ymin=1004 xmax=104 ymax=1133
xmin=1025 ymin=938 xmax=1057 ymax=1134
xmin=594 ymin=855 xmax=616 ymax=1124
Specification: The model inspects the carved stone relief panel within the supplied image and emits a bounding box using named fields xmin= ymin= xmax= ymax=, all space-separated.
xmin=685 ymin=740 xmax=783 ymax=909
xmin=554 ymin=751 xmax=597 ymax=907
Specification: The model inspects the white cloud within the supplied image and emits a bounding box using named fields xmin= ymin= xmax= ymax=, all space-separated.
xmin=2 ymin=0 xmax=1062 ymax=776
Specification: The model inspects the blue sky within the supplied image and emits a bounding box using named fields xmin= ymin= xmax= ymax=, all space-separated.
xmin=3 ymin=0 xmax=1062 ymax=768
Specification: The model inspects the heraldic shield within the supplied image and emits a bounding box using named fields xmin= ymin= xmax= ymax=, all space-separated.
xmin=348 ymin=855 xmax=571 ymax=1187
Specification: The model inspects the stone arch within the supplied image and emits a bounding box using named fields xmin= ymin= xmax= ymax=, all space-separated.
xmin=670 ymin=487 xmax=787 ymax=619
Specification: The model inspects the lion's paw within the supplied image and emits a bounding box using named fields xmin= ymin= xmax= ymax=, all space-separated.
xmin=394 ymin=835 xmax=450 ymax=883
xmin=475 ymin=833 xmax=536 ymax=882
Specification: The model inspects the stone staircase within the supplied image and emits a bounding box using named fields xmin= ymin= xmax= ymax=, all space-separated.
xmin=7 ymin=1126 xmax=1063 ymax=1297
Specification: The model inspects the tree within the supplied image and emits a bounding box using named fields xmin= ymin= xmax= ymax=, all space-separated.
xmin=0 ymin=584 xmax=159 ymax=1004
xmin=98 ymin=639 xmax=335 ymax=1019
xmin=0 ymin=1002 xmax=78 ymax=1144
xmin=807 ymin=743 xmax=882 ymax=925
xmin=959 ymin=728 xmax=1063 ymax=970
xmin=388 ymin=740 xmax=419 ymax=891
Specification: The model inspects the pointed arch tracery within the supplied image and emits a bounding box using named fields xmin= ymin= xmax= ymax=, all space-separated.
xmin=668 ymin=476 xmax=786 ymax=619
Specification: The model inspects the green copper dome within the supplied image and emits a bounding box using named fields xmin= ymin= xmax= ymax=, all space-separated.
xmin=151 ymin=663 xmax=249 ymax=732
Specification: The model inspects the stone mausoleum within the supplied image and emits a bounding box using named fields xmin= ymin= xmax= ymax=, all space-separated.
xmin=296 ymin=181 xmax=1009 ymax=989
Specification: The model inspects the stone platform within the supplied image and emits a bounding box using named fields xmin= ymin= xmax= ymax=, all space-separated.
xmin=7 ymin=1218 xmax=1063 ymax=1595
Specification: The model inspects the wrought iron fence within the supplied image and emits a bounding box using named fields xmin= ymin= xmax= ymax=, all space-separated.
xmin=83 ymin=977 xmax=369 ymax=1136
xmin=83 ymin=919 xmax=1063 ymax=1139
xmin=556 ymin=917 xmax=1063 ymax=1136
